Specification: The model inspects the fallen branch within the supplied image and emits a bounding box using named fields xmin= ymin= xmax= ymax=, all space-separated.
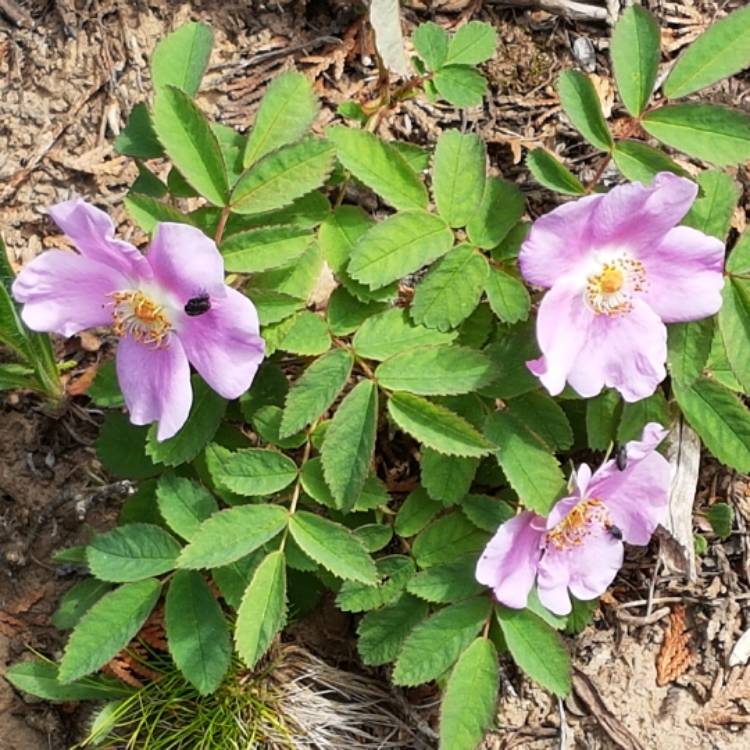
xmin=488 ymin=0 xmax=608 ymax=22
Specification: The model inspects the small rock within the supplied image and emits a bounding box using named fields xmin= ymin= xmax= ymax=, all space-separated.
xmin=572 ymin=36 xmax=596 ymax=73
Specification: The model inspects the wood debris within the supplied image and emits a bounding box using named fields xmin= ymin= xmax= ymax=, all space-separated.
xmin=656 ymin=605 xmax=693 ymax=686
xmin=695 ymin=666 xmax=750 ymax=728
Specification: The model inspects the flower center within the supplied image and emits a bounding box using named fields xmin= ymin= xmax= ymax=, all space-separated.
xmin=584 ymin=254 xmax=646 ymax=316
xmin=545 ymin=498 xmax=612 ymax=552
xmin=110 ymin=290 xmax=172 ymax=348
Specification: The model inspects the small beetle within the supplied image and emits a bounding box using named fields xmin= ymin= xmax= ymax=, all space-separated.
xmin=184 ymin=293 xmax=211 ymax=317
xmin=608 ymin=524 xmax=623 ymax=541
xmin=616 ymin=445 xmax=628 ymax=471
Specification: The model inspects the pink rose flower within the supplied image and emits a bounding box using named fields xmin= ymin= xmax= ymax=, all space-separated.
xmin=519 ymin=173 xmax=725 ymax=401
xmin=476 ymin=423 xmax=670 ymax=615
xmin=12 ymin=199 xmax=264 ymax=440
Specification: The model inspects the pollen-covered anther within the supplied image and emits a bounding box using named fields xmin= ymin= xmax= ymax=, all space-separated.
xmin=110 ymin=290 xmax=172 ymax=347
xmin=545 ymin=498 xmax=611 ymax=552
xmin=584 ymin=255 xmax=647 ymax=317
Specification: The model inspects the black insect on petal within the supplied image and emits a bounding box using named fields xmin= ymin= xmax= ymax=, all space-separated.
xmin=608 ymin=524 xmax=623 ymax=541
xmin=184 ymin=293 xmax=211 ymax=317
xmin=616 ymin=445 xmax=628 ymax=471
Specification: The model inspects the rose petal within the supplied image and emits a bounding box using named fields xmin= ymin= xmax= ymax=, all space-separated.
xmin=12 ymin=250 xmax=126 ymax=337
xmin=49 ymin=199 xmax=149 ymax=281
xmin=566 ymin=298 xmax=667 ymax=402
xmin=590 ymin=172 xmax=697 ymax=252
xmin=177 ymin=287 xmax=264 ymax=400
xmin=475 ymin=511 xmax=545 ymax=610
xmin=639 ymin=226 xmax=725 ymax=323
xmin=116 ymin=334 xmax=192 ymax=441
xmin=519 ymin=193 xmax=603 ymax=288
xmin=527 ymin=277 xmax=595 ymax=397
xmin=567 ymin=532 xmax=624 ymax=601
xmin=146 ymin=223 xmax=225 ymax=303
xmin=536 ymin=555 xmax=573 ymax=616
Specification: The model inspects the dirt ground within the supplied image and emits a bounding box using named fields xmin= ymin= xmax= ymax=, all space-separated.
xmin=1 ymin=1 xmax=750 ymax=749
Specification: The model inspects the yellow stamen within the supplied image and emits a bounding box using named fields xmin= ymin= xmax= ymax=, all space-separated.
xmin=110 ymin=290 xmax=172 ymax=348
xmin=545 ymin=498 xmax=610 ymax=552
xmin=585 ymin=255 xmax=646 ymax=316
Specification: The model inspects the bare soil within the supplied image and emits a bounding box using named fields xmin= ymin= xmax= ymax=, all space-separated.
xmin=1 ymin=1 xmax=749 ymax=748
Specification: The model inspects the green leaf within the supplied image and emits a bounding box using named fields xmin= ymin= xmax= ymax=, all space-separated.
xmin=336 ymin=555 xmax=415 ymax=613
xmin=212 ymin=550 xmax=265 ymax=610
xmin=467 ymin=177 xmax=525 ymax=250
xmin=432 ymin=130 xmax=486 ymax=228
xmin=239 ymin=362 xmax=288 ymax=418
xmin=5 ymin=660 xmax=131 ymax=702
xmin=52 ymin=579 xmax=112 ymax=630
xmin=707 ymin=502 xmax=734 ymax=540
xmin=353 ymin=308 xmax=456 ymax=361
xmin=289 ymin=510 xmax=377 ymax=584
xmin=250 ymin=289 xmax=304 ymax=326
xmin=152 ymin=86 xmax=228 ymax=205
xmin=321 ymin=380 xmax=378 ymax=511
xmin=132 ymin=160 xmax=168 ymax=195
xmin=86 ymin=523 xmax=181 ymax=583
xmin=327 ymin=287 xmax=385 ymax=335
xmin=348 ymin=210 xmax=453 ymax=290
xmin=727 ymin=230 xmax=750 ymax=275
xmin=411 ymin=245 xmax=488 ymax=330
xmin=231 ymin=138 xmax=335 ymax=215
xmin=357 ymin=594 xmax=429 ymax=666
xmin=318 ymin=205 xmax=396 ymax=302
xmin=585 ymin=389 xmax=622 ymax=451
xmin=433 ymin=65 xmax=487 ymax=108
xmin=617 ymin=391 xmax=671 ymax=444
xmin=204 ymin=444 xmax=298 ymax=496
xmin=526 ymin=149 xmax=585 ymax=195
xmin=377 ymin=345 xmax=495 ymax=396
xmin=354 ymin=523 xmax=393 ymax=552
xmin=251 ymin=405 xmax=306 ymax=449
xmin=667 ymin=317 xmax=715 ymax=386
xmin=235 ymin=550 xmax=287 ymax=667
xmin=504 ymin=392 xmax=573 ymax=452
xmin=663 ymin=5 xmax=750 ymax=99
xmin=146 ymin=376 xmax=227 ymax=467
xmin=439 ymin=638 xmax=498 ymax=750
xmin=421 ymin=449 xmax=478 ymax=505
xmin=484 ymin=411 xmax=565 ymax=516
xmin=413 ymin=512 xmax=489 ymax=568
xmin=177 ymin=504 xmax=289 ymax=569
xmin=407 ymin=554 xmax=485 ymax=603
xmin=393 ymin=596 xmax=491 ymax=686
xmin=114 ymin=103 xmax=163 ymax=158
xmin=123 ymin=194 xmax=194 ymax=234
xmin=58 ymin=579 xmax=161 ymax=683
xmin=212 ymin=123 xmax=246 ymax=185
xmin=243 ymin=71 xmax=319 ymax=168
xmin=0 ymin=363 xmax=35 ymax=391
xmin=326 ymin=125 xmax=428 ymax=210
xmin=413 ymin=21 xmax=449 ymax=70
xmin=485 ymin=266 xmax=530 ymax=324
xmin=156 ymin=474 xmax=218 ymax=541
xmin=151 ymin=21 xmax=213 ymax=97
xmin=461 ymin=494 xmax=515 ymax=533
xmin=391 ymin=141 xmax=430 ymax=173
xmin=280 ymin=349 xmax=352 ymax=438
xmin=642 ymin=104 xmax=750 ymax=167
xmin=612 ymin=140 xmax=688 ymax=184
xmin=220 ymin=226 xmax=313 ymax=273
xmin=496 ymin=606 xmax=571 ymax=696
xmin=165 ymin=570 xmax=231 ymax=694
xmin=219 ymin=191 xmax=331 ymax=234
xmin=683 ymin=169 xmax=739 ymax=240
xmin=394 ymin=487 xmax=442 ymax=537
xmin=672 ymin=376 xmax=750 ymax=472
xmin=610 ymin=5 xmax=660 ymax=116
xmin=557 ymin=70 xmax=613 ymax=151
xmin=445 ymin=21 xmax=497 ymax=65
xmin=388 ymin=392 xmax=494 ymax=458
xmin=482 ymin=321 xmax=542 ymax=399
xmin=300 ymin=457 xmax=386 ymax=512
xmin=269 ymin=310 xmax=331 ymax=356
xmin=719 ymin=279 xmax=750 ymax=392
